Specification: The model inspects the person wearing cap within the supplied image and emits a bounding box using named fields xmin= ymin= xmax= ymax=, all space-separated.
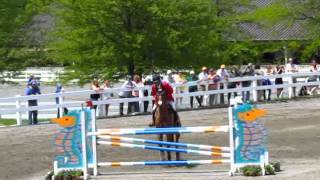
xmin=150 ymin=74 xmax=180 ymax=127
xmin=186 ymin=70 xmax=202 ymax=108
xmin=25 ymin=80 xmax=41 ymax=125
xmin=216 ymin=64 xmax=229 ymax=104
xmin=198 ymin=66 xmax=208 ymax=106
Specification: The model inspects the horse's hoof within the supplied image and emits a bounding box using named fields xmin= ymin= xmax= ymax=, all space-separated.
xmin=149 ymin=123 xmax=155 ymax=127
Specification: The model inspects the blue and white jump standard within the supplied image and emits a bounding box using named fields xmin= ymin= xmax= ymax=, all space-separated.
xmin=74 ymin=102 xmax=269 ymax=180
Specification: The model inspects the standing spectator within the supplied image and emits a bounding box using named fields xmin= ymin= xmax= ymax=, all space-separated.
xmin=25 ymin=80 xmax=41 ymax=125
xmin=254 ymin=65 xmax=265 ymax=101
xmin=241 ymin=63 xmax=255 ymax=101
xmin=174 ymin=72 xmax=187 ymax=105
xmin=262 ymin=66 xmax=273 ymax=101
xmin=227 ymin=66 xmax=241 ymax=103
xmin=118 ymin=77 xmax=136 ymax=116
xmin=164 ymin=70 xmax=175 ymax=84
xmin=143 ymin=76 xmax=153 ymax=112
xmin=90 ymin=80 xmax=102 ymax=111
xmin=55 ymin=82 xmax=66 ymax=118
xmin=102 ymin=80 xmax=112 ymax=117
xmin=307 ymin=59 xmax=319 ymax=94
xmin=274 ymin=65 xmax=285 ymax=98
xmin=208 ymin=68 xmax=220 ymax=106
xmin=133 ymin=75 xmax=144 ymax=114
xmin=285 ymin=58 xmax=298 ymax=97
xmin=186 ymin=70 xmax=201 ymax=108
xmin=216 ymin=64 xmax=229 ymax=104
xmin=198 ymin=66 xmax=208 ymax=106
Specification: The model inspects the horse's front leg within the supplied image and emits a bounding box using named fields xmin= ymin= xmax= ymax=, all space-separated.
xmin=158 ymin=134 xmax=165 ymax=161
xmin=166 ymin=134 xmax=174 ymax=161
xmin=175 ymin=133 xmax=181 ymax=161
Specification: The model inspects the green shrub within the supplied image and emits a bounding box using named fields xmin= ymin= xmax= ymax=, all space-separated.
xmin=54 ymin=170 xmax=83 ymax=180
xmin=265 ymin=164 xmax=275 ymax=175
xmin=240 ymin=165 xmax=262 ymax=176
xmin=270 ymin=161 xmax=281 ymax=172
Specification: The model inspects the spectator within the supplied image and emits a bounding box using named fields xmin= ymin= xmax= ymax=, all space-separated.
xmin=241 ymin=63 xmax=255 ymax=101
xmin=186 ymin=70 xmax=201 ymax=108
xmin=90 ymin=80 xmax=102 ymax=111
xmin=216 ymin=64 xmax=229 ymax=104
xmin=25 ymin=80 xmax=41 ymax=125
xmin=102 ymin=80 xmax=112 ymax=117
xmin=55 ymin=82 xmax=66 ymax=118
xmin=27 ymin=74 xmax=40 ymax=87
xmin=285 ymin=58 xmax=298 ymax=97
xmin=198 ymin=66 xmax=208 ymax=106
xmin=118 ymin=77 xmax=136 ymax=116
xmin=133 ymin=75 xmax=144 ymax=114
xmin=208 ymin=68 xmax=220 ymax=106
xmin=254 ymin=65 xmax=265 ymax=101
xmin=262 ymin=66 xmax=273 ymax=101
xmin=227 ymin=66 xmax=241 ymax=103
xmin=174 ymin=72 xmax=187 ymax=105
xmin=164 ymin=70 xmax=175 ymax=84
xmin=307 ymin=59 xmax=319 ymax=94
xmin=143 ymin=76 xmax=153 ymax=112
xmin=274 ymin=65 xmax=285 ymax=98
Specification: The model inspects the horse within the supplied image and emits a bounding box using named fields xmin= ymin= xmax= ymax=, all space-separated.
xmin=154 ymin=85 xmax=181 ymax=161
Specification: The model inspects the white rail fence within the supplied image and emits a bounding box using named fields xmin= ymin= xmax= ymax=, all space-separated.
xmin=0 ymin=72 xmax=320 ymax=126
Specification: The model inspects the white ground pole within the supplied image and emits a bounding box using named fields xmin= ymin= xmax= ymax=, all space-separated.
xmin=81 ymin=110 xmax=89 ymax=180
xmin=91 ymin=109 xmax=98 ymax=176
xmin=228 ymin=106 xmax=236 ymax=176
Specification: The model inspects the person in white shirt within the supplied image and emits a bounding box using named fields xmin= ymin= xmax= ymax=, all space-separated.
xmin=216 ymin=64 xmax=229 ymax=104
xmin=198 ymin=66 xmax=208 ymax=106
xmin=164 ymin=70 xmax=175 ymax=84
xmin=285 ymin=58 xmax=298 ymax=97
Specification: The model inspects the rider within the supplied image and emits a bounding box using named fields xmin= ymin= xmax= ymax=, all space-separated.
xmin=150 ymin=74 xmax=180 ymax=127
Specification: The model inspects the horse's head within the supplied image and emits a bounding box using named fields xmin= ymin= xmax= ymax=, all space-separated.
xmin=155 ymin=84 xmax=167 ymax=107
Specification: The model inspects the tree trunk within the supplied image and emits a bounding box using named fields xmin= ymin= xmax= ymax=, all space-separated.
xmin=127 ymin=60 xmax=135 ymax=78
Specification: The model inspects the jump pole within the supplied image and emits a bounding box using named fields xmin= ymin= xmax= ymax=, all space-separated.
xmin=80 ymin=110 xmax=89 ymax=180
xmin=91 ymin=109 xmax=98 ymax=176
xmin=98 ymin=135 xmax=230 ymax=152
xmin=97 ymin=141 xmax=230 ymax=157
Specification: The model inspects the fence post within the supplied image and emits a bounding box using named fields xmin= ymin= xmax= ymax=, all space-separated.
xmin=58 ymin=92 xmax=64 ymax=118
xmin=252 ymin=80 xmax=258 ymax=102
xmin=288 ymin=76 xmax=293 ymax=99
xmin=15 ymin=95 xmax=22 ymax=126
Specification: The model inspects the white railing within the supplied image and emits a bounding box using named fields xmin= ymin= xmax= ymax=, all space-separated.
xmin=1 ymin=67 xmax=64 ymax=82
xmin=0 ymin=71 xmax=320 ymax=126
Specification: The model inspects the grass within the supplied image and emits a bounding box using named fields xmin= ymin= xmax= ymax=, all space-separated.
xmin=0 ymin=118 xmax=51 ymax=126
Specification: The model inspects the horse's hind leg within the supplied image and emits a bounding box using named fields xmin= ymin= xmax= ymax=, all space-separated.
xmin=175 ymin=133 xmax=181 ymax=161
xmin=158 ymin=134 xmax=165 ymax=161
xmin=166 ymin=134 xmax=174 ymax=161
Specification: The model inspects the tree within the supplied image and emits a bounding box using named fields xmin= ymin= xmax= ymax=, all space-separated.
xmin=48 ymin=0 xmax=251 ymax=84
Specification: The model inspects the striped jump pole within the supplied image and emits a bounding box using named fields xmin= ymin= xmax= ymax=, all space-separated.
xmin=95 ymin=159 xmax=231 ymax=167
xmin=98 ymin=135 xmax=230 ymax=152
xmin=89 ymin=126 xmax=229 ymax=136
xmin=97 ymin=141 xmax=230 ymax=158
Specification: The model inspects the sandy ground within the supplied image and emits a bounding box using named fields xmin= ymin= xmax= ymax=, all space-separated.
xmin=1 ymin=98 xmax=320 ymax=180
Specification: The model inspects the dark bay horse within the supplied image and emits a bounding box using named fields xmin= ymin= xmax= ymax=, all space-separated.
xmin=154 ymin=86 xmax=181 ymax=161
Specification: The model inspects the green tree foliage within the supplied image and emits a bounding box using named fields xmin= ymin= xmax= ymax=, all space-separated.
xmin=48 ymin=0 xmax=251 ymax=83
xmin=0 ymin=0 xmax=52 ymax=76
